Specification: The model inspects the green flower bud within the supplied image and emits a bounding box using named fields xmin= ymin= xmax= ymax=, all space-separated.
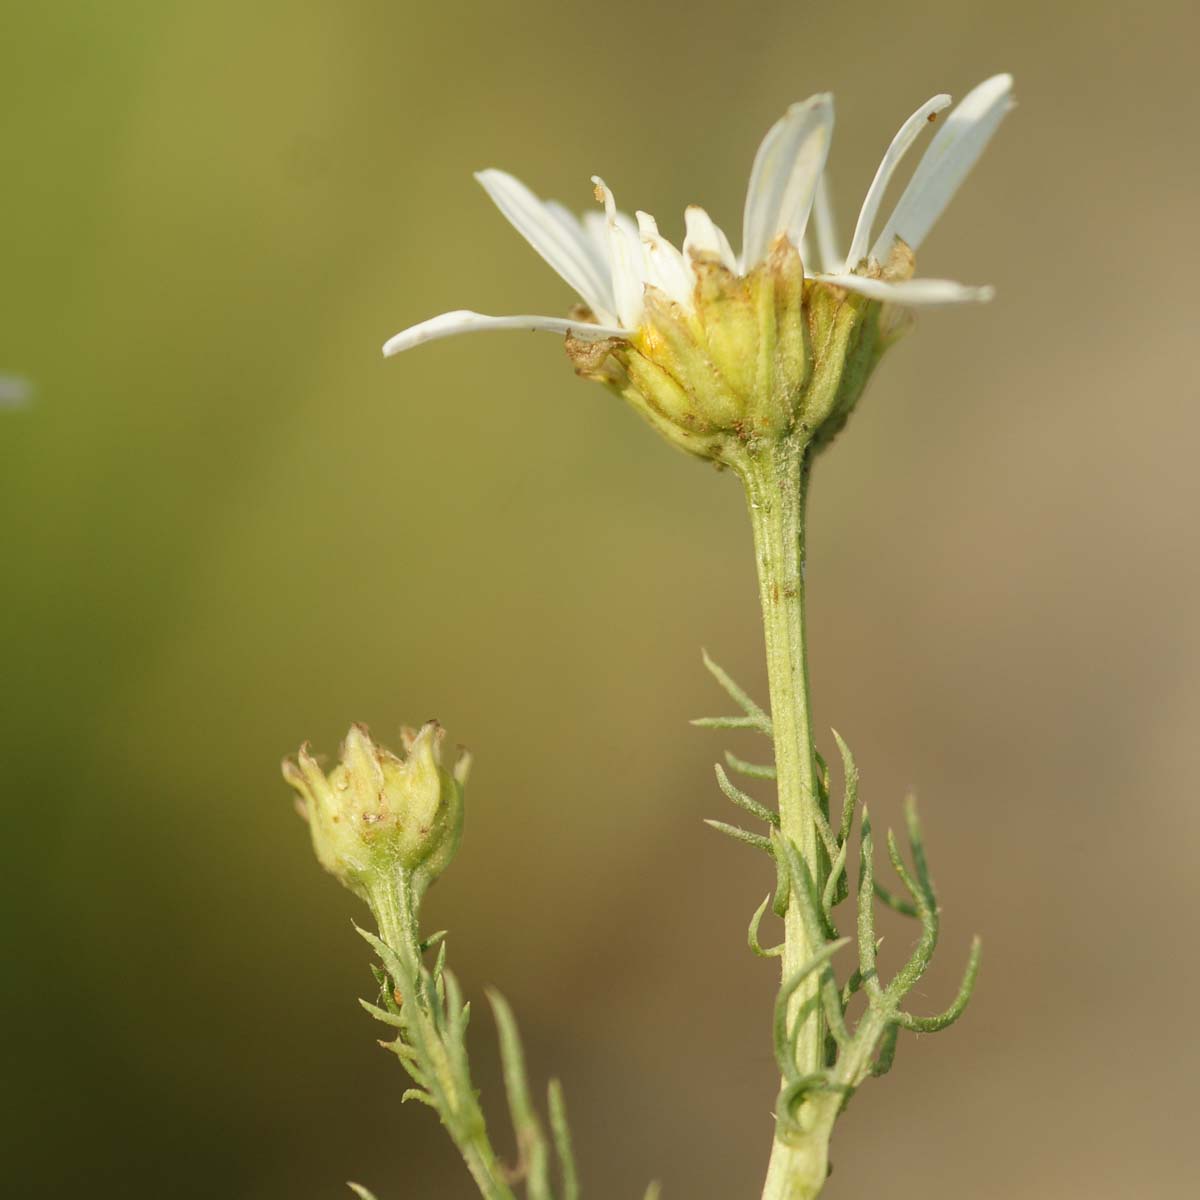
xmin=566 ymin=236 xmax=909 ymax=470
xmin=283 ymin=721 xmax=468 ymax=901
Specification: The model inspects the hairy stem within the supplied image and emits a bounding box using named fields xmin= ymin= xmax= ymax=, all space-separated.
xmin=368 ymin=876 xmax=516 ymax=1200
xmin=745 ymin=439 xmax=830 ymax=1200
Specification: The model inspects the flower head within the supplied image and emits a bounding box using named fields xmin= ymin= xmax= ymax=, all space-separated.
xmin=383 ymin=75 xmax=1013 ymax=463
xmin=283 ymin=722 xmax=468 ymax=902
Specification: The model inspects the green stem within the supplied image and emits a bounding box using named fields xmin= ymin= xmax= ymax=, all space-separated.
xmin=369 ymin=872 xmax=422 ymax=968
xmin=368 ymin=875 xmax=517 ymax=1200
xmin=745 ymin=439 xmax=831 ymax=1200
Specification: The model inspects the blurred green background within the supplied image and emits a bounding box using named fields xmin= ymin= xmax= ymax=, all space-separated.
xmin=3 ymin=2 xmax=1198 ymax=1197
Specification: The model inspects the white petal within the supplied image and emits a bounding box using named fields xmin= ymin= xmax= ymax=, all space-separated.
xmin=812 ymin=174 xmax=841 ymax=273
xmin=683 ymin=206 xmax=737 ymax=271
xmin=613 ymin=207 xmax=640 ymax=243
xmin=582 ymin=206 xmax=637 ymax=265
xmin=636 ymin=211 xmax=694 ymax=308
xmin=592 ymin=176 xmax=647 ymax=328
xmin=475 ymin=169 xmax=617 ymax=321
xmin=382 ymin=309 xmax=631 ymax=357
xmin=815 ymin=274 xmax=995 ymax=306
xmin=582 ymin=210 xmax=612 ymax=267
xmin=741 ymin=94 xmax=835 ymax=269
xmin=544 ymin=199 xmax=610 ymax=278
xmin=870 ymin=74 xmax=1014 ymax=260
xmin=845 ymin=93 xmax=951 ymax=269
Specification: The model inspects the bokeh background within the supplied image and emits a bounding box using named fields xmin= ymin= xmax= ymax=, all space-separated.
xmin=3 ymin=2 xmax=1198 ymax=1197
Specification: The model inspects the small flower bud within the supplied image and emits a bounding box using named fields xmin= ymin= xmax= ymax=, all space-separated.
xmin=283 ymin=721 xmax=468 ymax=900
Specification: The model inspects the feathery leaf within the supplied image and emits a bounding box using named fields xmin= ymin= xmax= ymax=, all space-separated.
xmin=701 ymin=648 xmax=772 ymax=728
xmin=691 ymin=714 xmax=772 ymax=733
xmin=896 ymin=936 xmax=982 ymax=1032
xmin=487 ymin=990 xmax=551 ymax=1200
xmin=704 ymin=819 xmax=774 ymax=854
xmin=547 ymin=1080 xmax=580 ymax=1200
xmin=725 ymin=750 xmax=776 ymax=780
xmin=748 ymin=894 xmax=785 ymax=958
xmin=714 ymin=763 xmax=779 ymax=825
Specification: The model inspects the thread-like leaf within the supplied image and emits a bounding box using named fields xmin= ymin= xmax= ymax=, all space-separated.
xmin=370 ymin=963 xmax=402 ymax=1015
xmin=772 ymin=848 xmax=790 ymax=917
xmin=870 ymin=1025 xmax=899 ymax=1078
xmin=873 ymin=881 xmax=919 ymax=918
xmin=840 ymin=966 xmax=863 ymax=1006
xmin=886 ymin=828 xmax=934 ymax=922
xmin=691 ymin=714 xmax=772 ymax=734
xmin=773 ymin=938 xmax=850 ymax=1076
xmin=348 ymin=1184 xmax=381 ymax=1200
xmin=377 ymin=1037 xmax=429 ymax=1089
xmin=375 ymin=1033 xmax=418 ymax=1062
xmin=903 ymin=793 xmax=938 ymax=906
xmin=704 ymin=819 xmax=773 ymax=854
xmin=547 ymin=1079 xmax=580 ymax=1200
xmin=401 ymin=1087 xmax=437 ymax=1108
xmin=372 ymin=958 xmax=440 ymax=1086
xmin=811 ymin=803 xmax=839 ymax=860
xmin=359 ymin=997 xmax=406 ymax=1029
xmin=886 ymin=827 xmax=939 ymax=996
xmin=775 ymin=1072 xmax=840 ymax=1142
xmin=775 ymin=832 xmax=852 ymax=1043
xmin=725 ymin=750 xmax=776 ymax=780
xmin=857 ymin=810 xmax=880 ymax=993
xmin=714 ymin=763 xmax=779 ymax=826
xmin=831 ymin=729 xmax=858 ymax=845
xmin=824 ymin=997 xmax=851 ymax=1051
xmin=487 ymin=990 xmax=551 ymax=1200
xmin=884 ymin=838 xmax=925 ymax=919
xmin=822 ymin=841 xmax=848 ymax=920
xmin=814 ymin=749 xmax=831 ymax=816
xmin=701 ymin=648 xmax=772 ymax=728
xmin=776 ymin=833 xmax=838 ymax=943
xmin=748 ymin=894 xmax=784 ymax=958
xmin=443 ymin=970 xmax=472 ymax=1079
xmin=896 ymin=936 xmax=982 ymax=1032
xmin=355 ymin=924 xmax=409 ymax=992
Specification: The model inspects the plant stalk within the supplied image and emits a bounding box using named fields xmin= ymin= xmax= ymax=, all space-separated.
xmin=368 ymin=875 xmax=517 ymax=1200
xmin=745 ymin=438 xmax=831 ymax=1200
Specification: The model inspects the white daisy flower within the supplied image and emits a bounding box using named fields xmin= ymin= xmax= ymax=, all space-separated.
xmin=383 ymin=74 xmax=1013 ymax=358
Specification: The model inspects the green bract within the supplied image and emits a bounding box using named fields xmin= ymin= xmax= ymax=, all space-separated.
xmin=565 ymin=237 xmax=914 ymax=469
